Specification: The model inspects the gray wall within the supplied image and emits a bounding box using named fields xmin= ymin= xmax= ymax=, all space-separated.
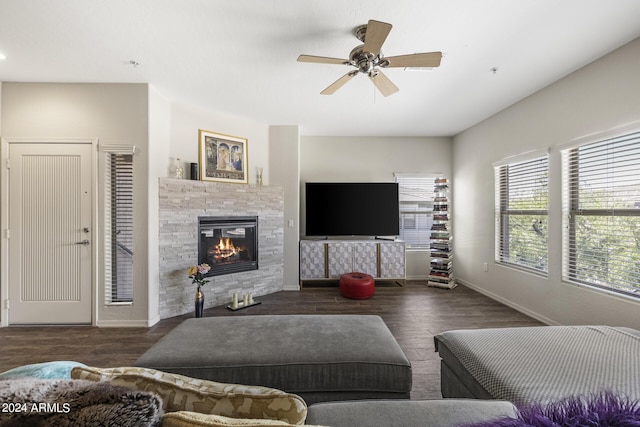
xmin=299 ymin=135 xmax=453 ymax=279
xmin=0 ymin=82 xmax=154 ymax=326
xmin=453 ymin=37 xmax=640 ymax=329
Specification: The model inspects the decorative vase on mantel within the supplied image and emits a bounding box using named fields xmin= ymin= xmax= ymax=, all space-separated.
xmin=195 ymin=285 xmax=204 ymax=318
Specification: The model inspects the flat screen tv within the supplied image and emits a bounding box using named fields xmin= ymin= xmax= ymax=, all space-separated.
xmin=305 ymin=182 xmax=400 ymax=237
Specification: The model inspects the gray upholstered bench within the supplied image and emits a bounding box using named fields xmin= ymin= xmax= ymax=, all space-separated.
xmin=134 ymin=314 xmax=412 ymax=404
xmin=434 ymin=325 xmax=640 ymax=405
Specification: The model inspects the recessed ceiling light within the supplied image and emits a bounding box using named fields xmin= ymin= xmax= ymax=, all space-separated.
xmin=0 ymin=52 xmax=6 ymax=60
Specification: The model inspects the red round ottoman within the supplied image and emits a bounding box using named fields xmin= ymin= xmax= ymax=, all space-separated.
xmin=339 ymin=272 xmax=375 ymax=299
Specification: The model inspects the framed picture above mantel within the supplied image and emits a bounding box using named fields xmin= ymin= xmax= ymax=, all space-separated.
xmin=198 ymin=129 xmax=248 ymax=184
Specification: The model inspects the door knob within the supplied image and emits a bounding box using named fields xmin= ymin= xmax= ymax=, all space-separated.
xmin=75 ymin=240 xmax=90 ymax=246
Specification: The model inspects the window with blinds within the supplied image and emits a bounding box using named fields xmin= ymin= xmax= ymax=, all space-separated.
xmin=104 ymin=151 xmax=134 ymax=304
xmin=395 ymin=174 xmax=438 ymax=248
xmin=495 ymin=155 xmax=549 ymax=274
xmin=562 ymin=131 xmax=640 ymax=297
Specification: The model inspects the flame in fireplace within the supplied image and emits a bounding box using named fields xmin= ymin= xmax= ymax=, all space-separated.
xmin=215 ymin=237 xmax=238 ymax=260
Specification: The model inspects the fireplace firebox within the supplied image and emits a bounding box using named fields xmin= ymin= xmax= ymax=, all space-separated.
xmin=198 ymin=216 xmax=258 ymax=277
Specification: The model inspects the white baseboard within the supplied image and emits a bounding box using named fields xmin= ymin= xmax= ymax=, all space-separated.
xmin=284 ymin=283 xmax=300 ymax=291
xmin=147 ymin=314 xmax=161 ymax=327
xmin=96 ymin=319 xmax=154 ymax=328
xmin=456 ymin=278 xmax=559 ymax=326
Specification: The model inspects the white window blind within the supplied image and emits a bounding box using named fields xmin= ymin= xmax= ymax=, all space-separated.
xmin=495 ymin=155 xmax=549 ymax=274
xmin=395 ymin=174 xmax=439 ymax=248
xmin=562 ymin=131 xmax=640 ymax=297
xmin=103 ymin=148 xmax=135 ymax=304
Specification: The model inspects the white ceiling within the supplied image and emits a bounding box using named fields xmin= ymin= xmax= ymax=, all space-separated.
xmin=1 ymin=0 xmax=640 ymax=137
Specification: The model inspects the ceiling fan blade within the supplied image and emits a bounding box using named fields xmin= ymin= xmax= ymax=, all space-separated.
xmin=384 ymin=52 xmax=443 ymax=68
xmin=363 ymin=20 xmax=392 ymax=55
xmin=298 ymin=54 xmax=349 ymax=65
xmin=320 ymin=72 xmax=357 ymax=95
xmin=368 ymin=70 xmax=399 ymax=97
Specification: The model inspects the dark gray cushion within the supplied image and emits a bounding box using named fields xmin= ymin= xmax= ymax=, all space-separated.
xmin=134 ymin=315 xmax=412 ymax=404
xmin=306 ymin=399 xmax=517 ymax=427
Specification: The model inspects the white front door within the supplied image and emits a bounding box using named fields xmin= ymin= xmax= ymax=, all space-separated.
xmin=8 ymin=142 xmax=93 ymax=324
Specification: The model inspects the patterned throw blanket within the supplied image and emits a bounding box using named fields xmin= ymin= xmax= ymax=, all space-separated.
xmin=0 ymin=378 xmax=163 ymax=427
xmin=435 ymin=325 xmax=640 ymax=405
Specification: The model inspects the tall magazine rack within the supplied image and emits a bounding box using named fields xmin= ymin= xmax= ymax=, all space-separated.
xmin=428 ymin=177 xmax=457 ymax=289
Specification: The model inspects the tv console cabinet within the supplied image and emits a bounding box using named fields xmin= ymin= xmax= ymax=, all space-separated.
xmin=299 ymin=239 xmax=405 ymax=288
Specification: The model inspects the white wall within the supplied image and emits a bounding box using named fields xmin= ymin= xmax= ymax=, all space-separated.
xmin=146 ymin=86 xmax=172 ymax=326
xmin=0 ymin=83 xmax=282 ymax=327
xmin=300 ymin=136 xmax=452 ymax=183
xmin=300 ymin=135 xmax=453 ymax=278
xmin=169 ymin=101 xmax=270 ymax=185
xmin=0 ymin=82 xmax=152 ymax=326
xmin=453 ymin=37 xmax=640 ymax=329
xmin=269 ymin=126 xmax=301 ymax=290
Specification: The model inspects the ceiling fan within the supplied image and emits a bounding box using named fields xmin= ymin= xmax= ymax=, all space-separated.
xmin=297 ymin=19 xmax=442 ymax=97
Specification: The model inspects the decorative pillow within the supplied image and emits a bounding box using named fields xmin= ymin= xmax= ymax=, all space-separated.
xmin=162 ymin=411 xmax=329 ymax=427
xmin=0 ymin=361 xmax=86 ymax=380
xmin=466 ymin=391 xmax=640 ymax=426
xmin=0 ymin=378 xmax=162 ymax=427
xmin=71 ymin=366 xmax=307 ymax=425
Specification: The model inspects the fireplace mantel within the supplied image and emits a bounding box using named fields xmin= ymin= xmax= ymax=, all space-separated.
xmin=158 ymin=178 xmax=284 ymax=319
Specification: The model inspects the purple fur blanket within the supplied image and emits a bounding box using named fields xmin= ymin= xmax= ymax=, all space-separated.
xmin=468 ymin=392 xmax=640 ymax=427
xmin=0 ymin=378 xmax=163 ymax=427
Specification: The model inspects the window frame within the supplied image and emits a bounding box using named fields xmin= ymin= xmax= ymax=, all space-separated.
xmin=494 ymin=151 xmax=549 ymax=276
xmin=561 ymin=130 xmax=640 ymax=298
xmin=101 ymin=145 xmax=136 ymax=305
xmin=395 ymin=173 xmax=441 ymax=249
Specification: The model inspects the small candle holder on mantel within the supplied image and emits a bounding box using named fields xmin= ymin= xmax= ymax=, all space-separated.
xmin=227 ymin=292 xmax=261 ymax=311
xmin=174 ymin=158 xmax=184 ymax=179
xmin=256 ymin=167 xmax=263 ymax=186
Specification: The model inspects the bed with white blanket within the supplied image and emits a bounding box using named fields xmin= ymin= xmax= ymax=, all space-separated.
xmin=434 ymin=325 xmax=640 ymax=405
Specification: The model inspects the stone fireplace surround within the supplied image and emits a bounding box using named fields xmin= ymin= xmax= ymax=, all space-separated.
xmin=158 ymin=177 xmax=284 ymax=319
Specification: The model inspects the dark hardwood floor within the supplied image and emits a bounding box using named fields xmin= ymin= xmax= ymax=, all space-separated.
xmin=0 ymin=281 xmax=543 ymax=400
